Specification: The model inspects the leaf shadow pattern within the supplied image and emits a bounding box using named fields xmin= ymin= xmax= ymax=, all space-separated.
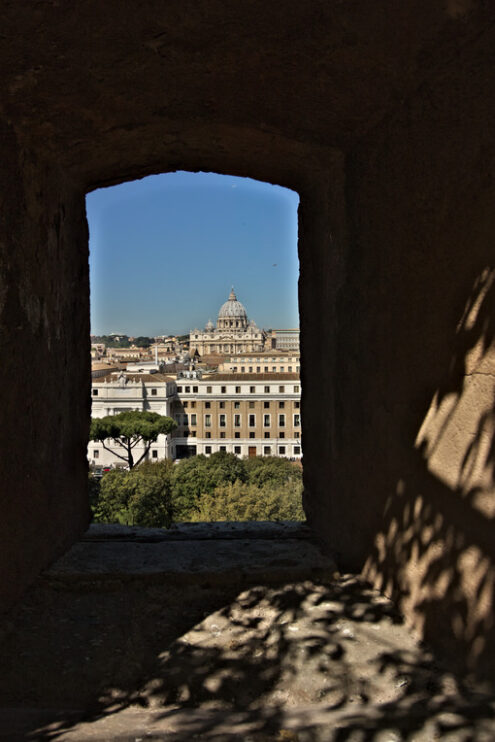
xmin=363 ymin=267 xmax=495 ymax=683
xmin=0 ymin=574 xmax=492 ymax=740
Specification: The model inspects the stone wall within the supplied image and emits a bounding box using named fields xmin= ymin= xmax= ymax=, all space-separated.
xmin=305 ymin=19 xmax=495 ymax=677
xmin=0 ymin=126 xmax=91 ymax=607
xmin=0 ymin=0 xmax=494 ymax=680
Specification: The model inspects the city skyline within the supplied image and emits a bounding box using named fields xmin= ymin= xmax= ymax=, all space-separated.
xmin=87 ymin=171 xmax=300 ymax=337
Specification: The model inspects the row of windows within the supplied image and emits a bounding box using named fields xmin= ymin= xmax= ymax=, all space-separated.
xmin=179 ymin=431 xmax=301 ymax=440
xmin=175 ymin=413 xmax=301 ymax=427
xmin=201 ymin=400 xmax=299 ymax=409
xmin=176 ymin=401 xmax=300 ymax=413
xmin=204 ymin=445 xmax=301 ymax=456
xmin=92 ymin=387 xmax=163 ymax=397
xmin=177 ymin=384 xmax=300 ymax=394
xmin=230 ymin=366 xmax=300 ymax=373
xmin=231 ymin=357 xmax=298 ymax=363
xmin=93 ymin=384 xmax=300 ymax=397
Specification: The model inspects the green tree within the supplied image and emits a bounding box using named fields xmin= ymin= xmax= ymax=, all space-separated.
xmin=93 ymin=460 xmax=174 ymax=527
xmin=244 ymin=456 xmax=302 ymax=488
xmin=89 ymin=410 xmax=176 ymax=469
xmin=171 ymin=451 xmax=247 ymax=520
xmin=189 ymin=479 xmax=305 ymax=522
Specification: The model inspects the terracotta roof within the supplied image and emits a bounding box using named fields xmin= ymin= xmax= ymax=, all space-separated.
xmin=91 ymin=362 xmax=119 ymax=370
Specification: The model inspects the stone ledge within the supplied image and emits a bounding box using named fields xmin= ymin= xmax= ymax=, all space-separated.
xmin=45 ymin=522 xmax=337 ymax=588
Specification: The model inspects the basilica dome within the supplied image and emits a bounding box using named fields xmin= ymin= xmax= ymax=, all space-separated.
xmin=218 ymin=288 xmax=248 ymax=321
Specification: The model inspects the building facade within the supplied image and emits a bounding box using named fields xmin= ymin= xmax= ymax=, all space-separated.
xmin=88 ymin=371 xmax=177 ymax=467
xmin=170 ymin=371 xmax=302 ymax=460
xmin=189 ymin=288 xmax=267 ymax=356
xmin=218 ymin=351 xmax=300 ymax=374
xmin=88 ymin=368 xmax=302 ymax=466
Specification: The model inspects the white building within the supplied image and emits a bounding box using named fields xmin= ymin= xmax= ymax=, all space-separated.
xmin=189 ymin=288 xmax=267 ymax=356
xmin=88 ymin=371 xmax=176 ymax=468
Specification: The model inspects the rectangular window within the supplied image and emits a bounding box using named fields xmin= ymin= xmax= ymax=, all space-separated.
xmin=235 ymin=432 xmax=240 ymax=439
xmin=249 ymin=432 xmax=255 ymax=439
xmin=249 ymin=401 xmax=255 ymax=409
xmin=177 ymin=386 xmax=183 ymax=393
xmin=219 ymin=414 xmax=226 ymax=427
xmin=279 ymin=401 xmax=285 ymax=408
xmin=205 ymin=414 xmax=211 ymax=427
xmin=294 ymin=385 xmax=300 ymax=393
xmin=294 ymin=414 xmax=300 ymax=426
xmin=221 ymin=386 xmax=226 ymax=393
xmin=93 ymin=450 xmax=99 ymax=458
xmin=264 ymin=414 xmax=270 ymax=427
xmin=219 ymin=401 xmax=225 ymax=408
xmin=234 ymin=446 xmax=241 ymax=454
xmin=235 ymin=386 xmax=241 ymax=393
xmin=234 ymin=401 xmax=240 ymax=409
xmin=272 ymin=366 xmax=276 ymax=372
xmin=295 ymin=431 xmax=300 ymax=438
xmin=152 ymin=450 xmax=158 ymax=459
xmin=193 ymin=386 xmax=198 ymax=393
xmin=207 ymin=386 xmax=212 ymax=393
xmin=191 ymin=414 xmax=197 ymax=425
xmin=205 ymin=401 xmax=211 ymax=409
xmin=279 ymin=432 xmax=285 ymax=439
xmin=151 ymin=388 xmax=157 ymax=396
xmin=279 ymin=386 xmax=285 ymax=393
xmin=205 ymin=432 xmax=211 ymax=439
xmin=288 ymin=367 xmax=292 ymax=372
xmin=205 ymin=445 xmax=212 ymax=454
xmin=249 ymin=366 xmax=253 ymax=372
xmin=220 ymin=445 xmax=227 ymax=452
xmin=234 ymin=414 xmax=241 ymax=427
xmin=191 ymin=430 xmax=196 ymax=437
xmin=92 ymin=389 xmax=98 ymax=396
xmin=263 ymin=446 xmax=271 ymax=455
xmin=256 ymin=366 xmax=260 ymax=373
xmin=279 ymin=414 xmax=285 ymax=427
xmin=264 ymin=386 xmax=270 ymax=393
xmin=183 ymin=401 xmax=188 ymax=408
xmin=241 ymin=366 xmax=245 ymax=372
xmin=294 ymin=446 xmax=301 ymax=455
xmin=220 ymin=432 xmax=226 ymax=439
xmin=191 ymin=401 xmax=196 ymax=408
xmin=264 ymin=366 xmax=268 ymax=372
xmin=280 ymin=367 xmax=284 ymax=372
xmin=185 ymin=386 xmax=190 ymax=393
xmin=250 ymin=386 xmax=255 ymax=393
xmin=183 ymin=414 xmax=188 ymax=425
xmin=264 ymin=401 xmax=270 ymax=409
xmin=295 ymin=401 xmax=300 ymax=409
xmin=264 ymin=431 xmax=270 ymax=439
xmin=279 ymin=446 xmax=286 ymax=455
xmin=249 ymin=414 xmax=256 ymax=427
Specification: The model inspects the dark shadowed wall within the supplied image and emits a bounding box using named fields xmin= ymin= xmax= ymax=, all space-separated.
xmin=0 ymin=0 xmax=493 ymax=679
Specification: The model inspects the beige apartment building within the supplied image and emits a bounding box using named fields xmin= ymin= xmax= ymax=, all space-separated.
xmin=170 ymin=372 xmax=301 ymax=460
xmin=218 ymin=352 xmax=300 ymax=374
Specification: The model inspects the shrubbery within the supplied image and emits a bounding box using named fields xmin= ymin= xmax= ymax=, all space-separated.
xmin=89 ymin=452 xmax=303 ymax=526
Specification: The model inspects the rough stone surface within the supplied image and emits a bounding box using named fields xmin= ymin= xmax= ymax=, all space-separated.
xmin=45 ymin=523 xmax=337 ymax=585
xmin=0 ymin=0 xmax=494 ymax=682
xmin=0 ymin=561 xmax=493 ymax=741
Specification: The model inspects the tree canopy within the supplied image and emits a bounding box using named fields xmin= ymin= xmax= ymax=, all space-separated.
xmin=89 ymin=410 xmax=176 ymax=468
xmin=89 ymin=453 xmax=304 ymax=526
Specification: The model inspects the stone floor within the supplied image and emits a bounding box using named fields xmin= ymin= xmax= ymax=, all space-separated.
xmin=0 ymin=523 xmax=494 ymax=741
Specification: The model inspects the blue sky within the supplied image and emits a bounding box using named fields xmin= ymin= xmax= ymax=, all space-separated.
xmin=86 ymin=171 xmax=300 ymax=337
